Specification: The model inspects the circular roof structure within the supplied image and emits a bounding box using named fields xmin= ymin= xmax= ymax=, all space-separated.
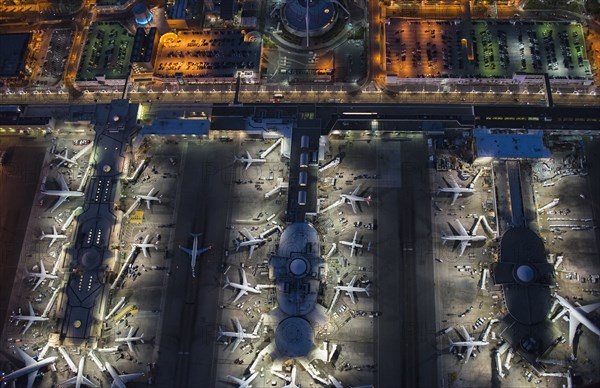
xmin=281 ymin=0 xmax=337 ymax=38
xmin=278 ymin=222 xmax=320 ymax=258
xmin=289 ymin=257 xmax=309 ymax=277
xmin=515 ymin=264 xmax=536 ymax=284
xmin=80 ymin=249 xmax=101 ymax=270
xmin=275 ymin=316 xmax=314 ymax=357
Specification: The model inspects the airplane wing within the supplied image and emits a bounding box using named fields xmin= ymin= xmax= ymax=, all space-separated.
xmin=455 ymin=220 xmax=468 ymax=236
xmin=231 ymin=337 xmax=243 ymax=352
xmin=247 ymin=245 xmax=256 ymax=260
xmin=81 ymin=376 xmax=97 ymax=387
xmin=232 ymin=289 xmax=247 ymax=304
xmin=459 ymin=326 xmax=470 ymax=341
xmin=58 ymin=376 xmax=77 ymax=387
xmin=463 ymin=344 xmax=474 ymax=362
xmin=49 ymin=236 xmax=58 ymax=247
xmin=450 ymin=192 xmax=460 ymax=205
xmin=145 ymin=199 xmax=151 ymax=209
xmin=348 ymin=275 xmax=357 ymax=287
xmin=179 ymin=246 xmax=193 ymax=256
xmin=351 ymin=184 xmax=362 ymax=196
xmin=459 ymin=241 xmax=469 ymax=256
xmin=50 ymin=195 xmax=68 ymax=213
xmin=27 ymin=372 xmax=37 ymax=388
xmin=235 ymin=317 xmax=243 ymax=334
xmin=16 ymin=347 xmax=37 ymax=367
xmin=127 ymin=341 xmax=134 ymax=353
xmin=143 ymin=235 xmax=150 ymax=244
xmin=141 ymin=247 xmax=148 ymax=257
xmin=128 ymin=326 xmax=134 ymax=337
xmin=118 ymin=373 xmax=144 ymax=384
xmin=347 ymin=291 xmax=356 ymax=304
xmin=196 ymin=247 xmax=211 ymax=257
xmin=448 ymin=175 xmax=459 ymax=188
xmin=33 ymin=276 xmax=44 ymax=291
xmin=22 ymin=320 xmax=33 ymax=334
xmin=228 ymin=375 xmax=245 ymax=385
xmin=350 ymin=200 xmax=358 ymax=213
xmin=576 ymin=302 xmax=600 ymax=314
xmin=28 ymin=302 xmax=35 ymax=316
xmin=59 ymin=174 xmax=69 ymax=191
xmin=147 ymin=188 xmax=156 ymax=197
xmin=240 ymin=228 xmax=254 ymax=241
xmin=241 ymin=270 xmax=248 ymax=286
xmin=568 ymin=315 xmax=580 ymax=346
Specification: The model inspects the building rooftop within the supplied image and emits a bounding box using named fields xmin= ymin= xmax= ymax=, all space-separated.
xmin=0 ymin=33 xmax=31 ymax=77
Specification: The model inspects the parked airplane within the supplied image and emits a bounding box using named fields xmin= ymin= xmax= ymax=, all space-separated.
xmin=28 ymin=260 xmax=58 ymax=291
xmin=55 ymin=142 xmax=94 ymax=167
xmin=41 ymin=174 xmax=84 ymax=212
xmin=272 ymin=365 xmax=299 ymax=388
xmin=0 ymin=347 xmax=58 ymax=388
xmin=179 ymin=233 xmax=211 ymax=277
xmin=226 ymin=372 xmax=259 ymax=388
xmin=335 ymin=275 xmax=371 ymax=304
xmin=133 ymin=235 xmax=158 ymax=258
xmin=104 ymin=362 xmax=144 ymax=388
xmin=437 ymin=175 xmax=475 ymax=205
xmin=11 ymin=302 xmax=49 ymax=334
xmin=218 ymin=317 xmax=259 ymax=352
xmin=340 ymin=184 xmax=371 ymax=213
xmin=234 ymin=228 xmax=266 ymax=260
xmin=339 ymin=231 xmax=363 ymax=257
xmin=40 ymin=225 xmax=67 ymax=248
xmin=235 ymin=150 xmax=266 ymax=170
xmin=115 ymin=327 xmax=144 ymax=352
xmin=448 ymin=326 xmax=489 ymax=363
xmin=58 ymin=357 xmax=96 ymax=387
xmin=442 ymin=219 xmax=486 ymax=256
xmin=135 ymin=188 xmax=160 ymax=209
xmin=554 ymin=294 xmax=600 ymax=347
xmin=223 ymin=269 xmax=261 ymax=303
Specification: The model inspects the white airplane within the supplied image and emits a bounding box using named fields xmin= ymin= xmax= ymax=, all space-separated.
xmin=223 ymin=269 xmax=261 ymax=303
xmin=226 ymin=372 xmax=259 ymax=388
xmin=179 ymin=233 xmax=211 ymax=277
xmin=340 ymin=184 xmax=371 ymax=213
xmin=441 ymin=219 xmax=487 ymax=256
xmin=235 ymin=150 xmax=266 ymax=170
xmin=0 ymin=347 xmax=58 ymax=388
xmin=272 ymin=365 xmax=299 ymax=388
xmin=339 ymin=231 xmax=363 ymax=257
xmin=135 ymin=188 xmax=160 ymax=209
xmin=11 ymin=302 xmax=49 ymax=334
xmin=41 ymin=174 xmax=85 ymax=212
xmin=133 ymin=235 xmax=158 ymax=258
xmin=115 ymin=327 xmax=145 ymax=352
xmin=437 ymin=175 xmax=475 ymax=205
xmin=554 ymin=294 xmax=600 ymax=347
xmin=27 ymin=260 xmax=58 ymax=291
xmin=448 ymin=326 xmax=489 ymax=363
xmin=334 ymin=275 xmax=371 ymax=304
xmin=55 ymin=142 xmax=94 ymax=167
xmin=218 ymin=317 xmax=259 ymax=352
xmin=40 ymin=225 xmax=67 ymax=248
xmin=58 ymin=357 xmax=97 ymax=387
xmin=234 ymin=228 xmax=266 ymax=260
xmin=104 ymin=361 xmax=144 ymax=388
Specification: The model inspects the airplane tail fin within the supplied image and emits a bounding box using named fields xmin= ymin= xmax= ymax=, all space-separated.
xmin=364 ymin=284 xmax=371 ymax=297
xmin=140 ymin=333 xmax=145 ymax=343
xmin=234 ymin=240 xmax=241 ymax=251
xmin=448 ymin=339 xmax=454 ymax=349
xmin=40 ymin=231 xmax=46 ymax=240
xmin=191 ymin=233 xmax=203 ymax=238
xmin=366 ymin=195 xmax=372 ymax=205
xmin=217 ymin=326 xmax=223 ymax=339
xmin=223 ymin=276 xmax=231 ymax=289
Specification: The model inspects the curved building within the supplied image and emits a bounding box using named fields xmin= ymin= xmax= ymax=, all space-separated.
xmin=281 ymin=0 xmax=338 ymax=38
xmin=492 ymin=227 xmax=555 ymax=325
xmin=132 ymin=2 xmax=153 ymax=25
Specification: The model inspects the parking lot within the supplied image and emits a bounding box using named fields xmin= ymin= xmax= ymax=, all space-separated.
xmin=385 ymin=19 xmax=592 ymax=80
xmin=154 ymin=30 xmax=261 ymax=81
xmin=77 ymin=22 xmax=134 ymax=82
xmin=36 ymin=29 xmax=73 ymax=86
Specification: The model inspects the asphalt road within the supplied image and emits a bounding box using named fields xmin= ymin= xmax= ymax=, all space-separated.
xmin=154 ymin=141 xmax=235 ymax=387
xmin=375 ymin=136 xmax=437 ymax=388
xmin=0 ymin=141 xmax=46 ymax=339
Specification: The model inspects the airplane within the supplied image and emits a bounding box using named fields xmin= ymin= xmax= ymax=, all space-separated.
xmin=40 ymin=225 xmax=67 ymax=248
xmin=0 ymin=347 xmax=58 ymax=388
xmin=441 ymin=219 xmax=487 ymax=256
xmin=133 ymin=235 xmax=158 ymax=258
xmin=339 ymin=231 xmax=363 ymax=257
xmin=437 ymin=175 xmax=475 ymax=205
xmin=226 ymin=372 xmax=259 ymax=388
xmin=27 ymin=260 xmax=58 ymax=291
xmin=58 ymin=356 xmax=97 ymax=387
xmin=223 ymin=269 xmax=261 ymax=303
xmin=41 ymin=174 xmax=85 ymax=212
xmin=234 ymin=228 xmax=266 ymax=260
xmin=179 ymin=233 xmax=211 ymax=277
xmin=218 ymin=317 xmax=259 ymax=352
xmin=448 ymin=325 xmax=489 ymax=363
xmin=340 ymin=184 xmax=371 ymax=214
xmin=115 ymin=327 xmax=144 ymax=353
xmin=104 ymin=361 xmax=144 ymax=388
xmin=135 ymin=188 xmax=160 ymax=209
xmin=235 ymin=150 xmax=266 ymax=170
xmin=554 ymin=294 xmax=600 ymax=347
xmin=55 ymin=142 xmax=94 ymax=167
xmin=11 ymin=302 xmax=49 ymax=334
xmin=328 ymin=375 xmax=344 ymax=388
xmin=334 ymin=275 xmax=371 ymax=304
xmin=272 ymin=365 xmax=299 ymax=388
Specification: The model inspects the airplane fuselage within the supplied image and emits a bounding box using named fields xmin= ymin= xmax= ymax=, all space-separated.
xmin=335 ymin=286 xmax=368 ymax=293
xmin=13 ymin=315 xmax=48 ymax=323
xmin=0 ymin=356 xmax=57 ymax=383
xmin=220 ymin=331 xmax=258 ymax=340
xmin=41 ymin=190 xmax=84 ymax=197
xmin=557 ymin=295 xmax=600 ymax=337
xmin=442 ymin=235 xmax=486 ymax=242
xmin=341 ymin=194 xmax=369 ymax=202
xmin=228 ymin=282 xmax=260 ymax=294
xmin=438 ymin=187 xmax=474 ymax=194
xmin=450 ymin=340 xmax=488 ymax=347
